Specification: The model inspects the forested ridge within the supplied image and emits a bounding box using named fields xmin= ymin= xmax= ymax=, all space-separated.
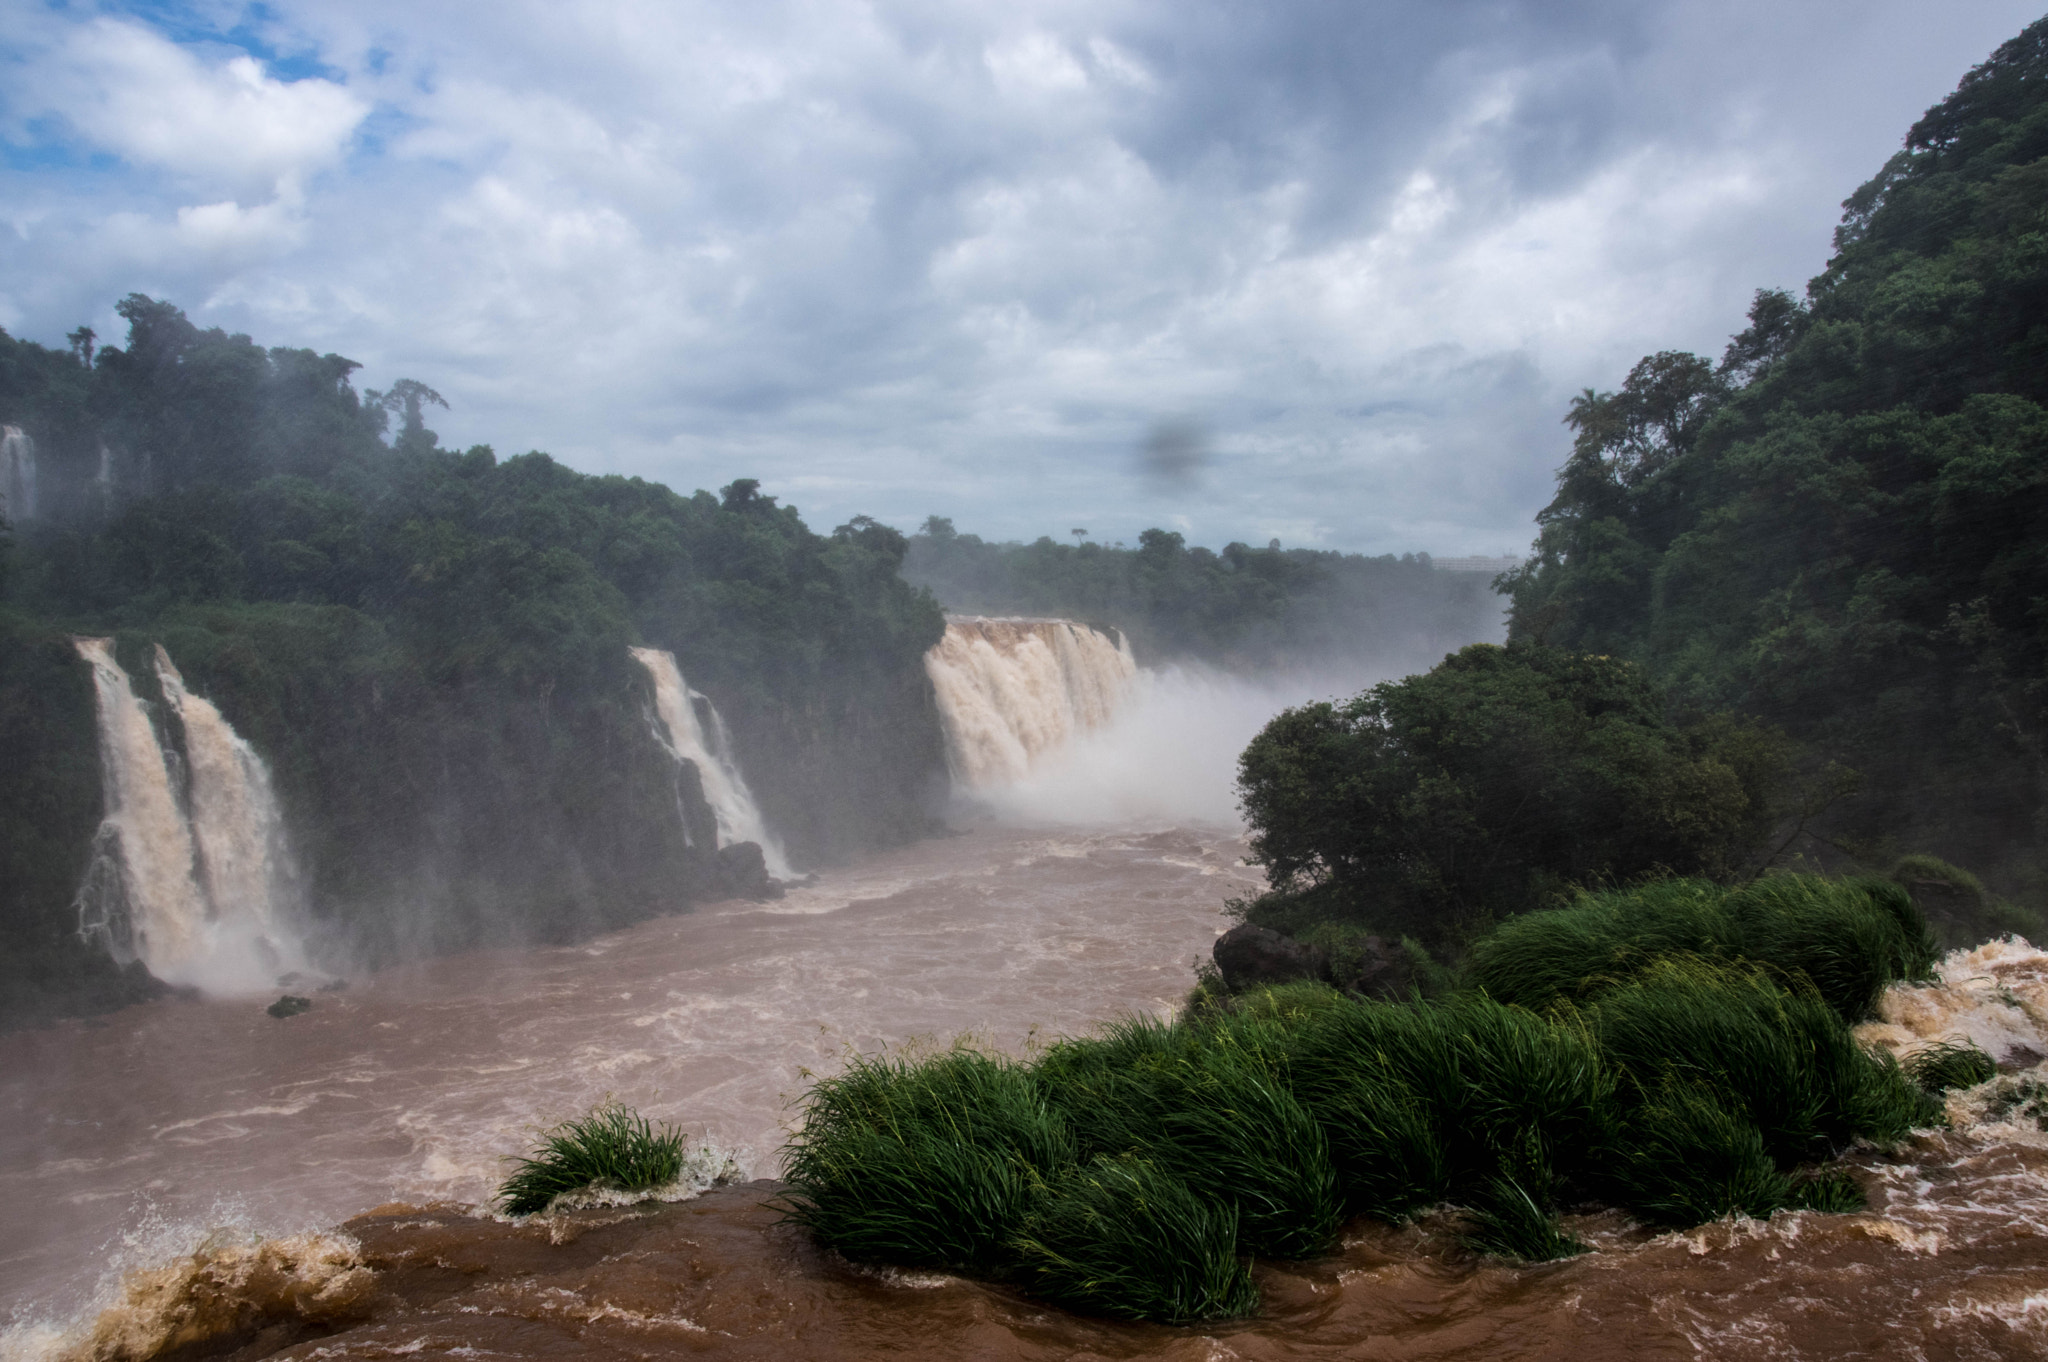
xmin=0 ymin=298 xmax=946 ymax=1021
xmin=904 ymin=517 xmax=1500 ymax=672
xmin=1504 ymin=18 xmax=2048 ymax=900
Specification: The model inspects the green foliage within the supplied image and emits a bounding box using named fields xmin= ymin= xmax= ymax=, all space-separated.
xmin=1503 ymin=19 xmax=2048 ymax=904
xmin=1583 ymin=958 xmax=1935 ymax=1163
xmin=1466 ymin=874 xmax=1940 ymax=1023
xmin=781 ymin=1048 xmax=1070 ymax=1271
xmin=1906 ymin=1041 xmax=1998 ymax=1094
xmin=2 ymin=298 xmax=951 ymax=1010
xmin=265 ymin=995 xmax=313 ymax=1019
xmin=1236 ymin=642 xmax=1792 ymax=943
xmin=1787 ymin=1169 xmax=1868 ymax=1214
xmin=1461 ymin=1175 xmax=1588 ymax=1261
xmin=1012 ymin=1156 xmax=1260 ymax=1323
xmin=789 ymin=907 xmax=1930 ymax=1321
xmin=498 ymin=1105 xmax=687 ymax=1216
xmin=1602 ymin=1078 xmax=1791 ymax=1227
xmin=903 ymin=516 xmax=1497 ymax=669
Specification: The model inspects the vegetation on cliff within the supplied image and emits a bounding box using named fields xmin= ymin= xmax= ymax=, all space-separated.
xmin=1502 ymin=17 xmax=2048 ymax=901
xmin=0 ymin=298 xmax=946 ymax=1021
xmin=903 ymin=516 xmax=1499 ymax=670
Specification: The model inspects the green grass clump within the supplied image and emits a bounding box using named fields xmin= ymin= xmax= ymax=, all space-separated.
xmin=499 ymin=1104 xmax=686 ymax=1216
xmin=1012 ymin=1156 xmax=1259 ymax=1323
xmin=782 ymin=1047 xmax=1070 ymax=1270
xmin=1787 ymin=1168 xmax=1867 ymax=1213
xmin=782 ymin=873 xmax=1946 ymax=1323
xmin=1466 ymin=875 xmax=1938 ymax=1023
xmin=1907 ymin=1041 xmax=1998 ymax=1094
xmin=1461 ymin=1174 xmax=1588 ymax=1260
xmin=1604 ymin=1078 xmax=1791 ymax=1225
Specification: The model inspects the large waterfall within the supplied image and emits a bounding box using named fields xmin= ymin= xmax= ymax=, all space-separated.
xmin=629 ymin=647 xmax=792 ymax=879
xmin=0 ymin=425 xmax=34 ymax=521
xmin=924 ymin=617 xmax=1139 ymax=788
xmin=71 ymin=639 xmax=308 ymax=992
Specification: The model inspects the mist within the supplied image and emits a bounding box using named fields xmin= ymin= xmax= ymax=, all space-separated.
xmin=964 ymin=661 xmax=1417 ymax=829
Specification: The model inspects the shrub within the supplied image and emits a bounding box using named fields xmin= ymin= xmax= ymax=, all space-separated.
xmin=1011 ymin=1156 xmax=1259 ymax=1323
xmin=499 ymin=1104 xmax=686 ymax=1216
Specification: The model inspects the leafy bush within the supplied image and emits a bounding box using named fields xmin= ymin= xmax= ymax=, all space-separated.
xmin=499 ymin=1105 xmax=686 ymax=1216
xmin=1235 ymin=643 xmax=1792 ymax=945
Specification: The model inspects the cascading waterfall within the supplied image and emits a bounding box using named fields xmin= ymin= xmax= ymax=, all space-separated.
xmin=924 ymin=616 xmax=1139 ymax=788
xmin=629 ymin=647 xmax=792 ymax=879
xmin=0 ymin=424 xmax=35 ymax=521
xmin=71 ymin=638 xmax=308 ymax=992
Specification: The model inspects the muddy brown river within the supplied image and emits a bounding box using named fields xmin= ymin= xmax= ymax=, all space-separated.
xmin=5 ymin=821 xmax=2048 ymax=1360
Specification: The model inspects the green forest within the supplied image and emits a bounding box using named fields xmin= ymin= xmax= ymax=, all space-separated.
xmin=1232 ymin=17 xmax=2048 ymax=971
xmin=1501 ymin=19 xmax=2048 ymax=898
xmin=903 ymin=517 xmax=1500 ymax=671
xmin=0 ymin=298 xmax=946 ymax=1022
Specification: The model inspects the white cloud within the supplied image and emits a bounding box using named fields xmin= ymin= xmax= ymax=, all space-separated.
xmin=22 ymin=17 xmax=366 ymax=194
xmin=0 ymin=0 xmax=2042 ymax=556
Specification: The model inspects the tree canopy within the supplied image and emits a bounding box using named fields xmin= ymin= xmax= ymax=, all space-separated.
xmin=1503 ymin=17 xmax=2048 ymax=897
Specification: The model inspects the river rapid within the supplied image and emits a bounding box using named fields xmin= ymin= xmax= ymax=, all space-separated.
xmin=6 ymin=825 xmax=2048 ymax=1361
xmin=8 ymin=633 xmax=2048 ymax=1359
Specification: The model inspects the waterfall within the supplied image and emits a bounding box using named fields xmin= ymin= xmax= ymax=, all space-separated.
xmin=924 ymin=617 xmax=1139 ymax=789
xmin=71 ymin=639 xmax=308 ymax=992
xmin=0 ymin=425 xmax=35 ymax=521
xmin=629 ymin=647 xmax=792 ymax=879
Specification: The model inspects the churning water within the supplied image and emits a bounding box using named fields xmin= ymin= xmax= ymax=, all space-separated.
xmin=10 ymin=632 xmax=2048 ymax=1359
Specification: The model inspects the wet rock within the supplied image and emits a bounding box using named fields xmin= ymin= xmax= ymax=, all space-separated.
xmin=1212 ymin=923 xmax=1327 ymax=991
xmin=717 ymin=842 xmax=785 ymax=901
xmin=267 ymin=995 xmax=313 ymax=1019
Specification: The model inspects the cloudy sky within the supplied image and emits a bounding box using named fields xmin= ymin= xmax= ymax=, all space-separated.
xmin=2 ymin=1 xmax=2040 ymax=554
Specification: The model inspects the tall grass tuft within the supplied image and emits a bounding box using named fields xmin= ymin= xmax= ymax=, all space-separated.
xmin=782 ymin=1047 xmax=1071 ymax=1270
xmin=1466 ymin=875 xmax=1939 ymax=1023
xmin=498 ymin=1104 xmax=686 ymax=1216
xmin=1461 ymin=1173 xmax=1587 ymax=1260
xmin=1603 ymin=1078 xmax=1791 ymax=1225
xmin=780 ymin=872 xmax=1943 ymax=1321
xmin=1907 ymin=1041 xmax=1998 ymax=1094
xmin=1011 ymin=1156 xmax=1259 ymax=1323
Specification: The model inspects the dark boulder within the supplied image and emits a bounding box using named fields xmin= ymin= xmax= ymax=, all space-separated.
xmin=1212 ymin=923 xmax=1327 ymax=991
xmin=717 ymin=842 xmax=785 ymax=901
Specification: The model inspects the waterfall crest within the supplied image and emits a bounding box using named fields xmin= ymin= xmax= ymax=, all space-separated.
xmin=71 ymin=638 xmax=308 ymax=992
xmin=1 ymin=425 xmax=35 ymax=521
xmin=629 ymin=647 xmax=791 ymax=879
xmin=924 ymin=617 xmax=1138 ymax=788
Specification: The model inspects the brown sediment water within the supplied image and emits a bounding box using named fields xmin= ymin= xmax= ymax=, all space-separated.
xmin=0 ymin=823 xmax=1254 ymax=1355
xmin=8 ymin=832 xmax=2048 ymax=1360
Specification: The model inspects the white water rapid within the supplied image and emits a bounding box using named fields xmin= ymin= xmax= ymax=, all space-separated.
xmin=0 ymin=425 xmax=35 ymax=521
xmin=924 ymin=617 xmax=1139 ymax=788
xmin=70 ymin=639 xmax=308 ymax=992
xmin=629 ymin=647 xmax=792 ymax=878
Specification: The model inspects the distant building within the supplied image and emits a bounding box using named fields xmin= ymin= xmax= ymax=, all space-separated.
xmin=1432 ymin=555 xmax=1522 ymax=575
